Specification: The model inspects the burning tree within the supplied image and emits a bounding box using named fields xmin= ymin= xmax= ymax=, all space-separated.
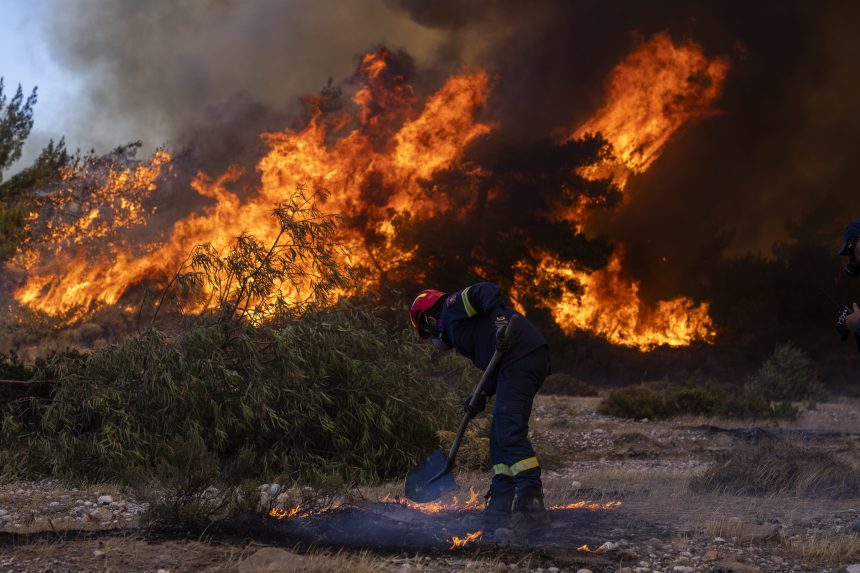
xmin=385 ymin=133 xmax=620 ymax=310
xmin=2 ymin=36 xmax=726 ymax=352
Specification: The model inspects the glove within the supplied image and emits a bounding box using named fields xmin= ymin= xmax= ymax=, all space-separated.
xmin=464 ymin=392 xmax=487 ymax=417
xmin=494 ymin=314 xmax=511 ymax=352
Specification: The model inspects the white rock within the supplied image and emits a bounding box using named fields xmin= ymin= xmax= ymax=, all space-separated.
xmin=576 ymin=569 xmax=593 ymax=573
xmin=673 ymin=567 xmax=695 ymax=573
xmin=84 ymin=501 xmax=94 ymax=507
xmin=548 ymin=568 xmax=559 ymax=573
xmin=48 ymin=501 xmax=60 ymax=507
xmin=157 ymin=569 xmax=171 ymax=573
xmin=239 ymin=547 xmax=308 ymax=573
xmin=267 ymin=484 xmax=281 ymax=497
xmin=97 ymin=495 xmax=113 ymax=505
xmin=0 ymin=509 xmax=8 ymax=516
xmin=93 ymin=550 xmax=105 ymax=557
xmin=845 ymin=564 xmax=860 ymax=573
xmin=714 ymin=536 xmax=725 ymax=543
xmin=570 ymin=481 xmax=582 ymax=489
xmin=596 ymin=541 xmax=619 ymax=552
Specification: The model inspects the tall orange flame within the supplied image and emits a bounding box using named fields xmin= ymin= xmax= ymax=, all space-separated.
xmin=543 ymin=32 xmax=727 ymax=349
xmin=10 ymin=37 xmax=725 ymax=351
xmin=12 ymin=52 xmax=490 ymax=320
xmin=573 ymin=32 xmax=730 ymax=189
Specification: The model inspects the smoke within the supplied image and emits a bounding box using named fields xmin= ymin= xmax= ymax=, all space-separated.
xmin=46 ymin=0 xmax=447 ymax=162
xmin=388 ymin=0 xmax=860 ymax=300
xmin=45 ymin=0 xmax=860 ymax=311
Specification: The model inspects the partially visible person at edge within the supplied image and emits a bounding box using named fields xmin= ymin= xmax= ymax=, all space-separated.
xmin=410 ymin=282 xmax=550 ymax=534
xmin=838 ymin=219 xmax=860 ymax=334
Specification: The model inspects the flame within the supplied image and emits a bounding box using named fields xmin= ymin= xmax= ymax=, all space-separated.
xmin=578 ymin=544 xmax=592 ymax=552
xmin=539 ymin=32 xmax=727 ymax=349
xmin=269 ymin=505 xmax=305 ymax=519
xmin=572 ymin=32 xmax=729 ymax=189
xmin=542 ymin=253 xmax=716 ymax=349
xmin=12 ymin=50 xmax=490 ymax=319
xmin=378 ymin=486 xmax=484 ymax=514
xmin=548 ymin=500 xmax=622 ymax=511
xmin=10 ymin=38 xmax=724 ymax=351
xmin=450 ymin=529 xmax=483 ymax=549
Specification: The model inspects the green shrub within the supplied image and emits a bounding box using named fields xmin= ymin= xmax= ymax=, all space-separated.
xmin=599 ymin=381 xmax=798 ymax=421
xmin=0 ymin=302 xmax=466 ymax=488
xmin=719 ymin=392 xmax=773 ymax=419
xmin=0 ymin=351 xmax=32 ymax=381
xmin=665 ymin=385 xmax=725 ymax=416
xmin=598 ymin=385 xmax=669 ymax=419
xmin=746 ymin=342 xmax=824 ymax=402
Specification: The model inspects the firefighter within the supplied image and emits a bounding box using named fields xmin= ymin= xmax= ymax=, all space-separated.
xmin=410 ymin=282 xmax=550 ymax=533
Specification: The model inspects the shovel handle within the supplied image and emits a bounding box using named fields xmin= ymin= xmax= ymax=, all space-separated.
xmin=436 ymin=315 xmax=519 ymax=478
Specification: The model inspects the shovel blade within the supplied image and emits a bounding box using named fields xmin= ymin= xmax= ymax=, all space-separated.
xmin=405 ymin=449 xmax=456 ymax=503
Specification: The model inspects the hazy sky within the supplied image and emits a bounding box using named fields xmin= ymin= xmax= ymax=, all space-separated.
xmin=0 ymin=0 xmax=86 ymax=170
xmin=0 ymin=0 xmax=445 ymax=172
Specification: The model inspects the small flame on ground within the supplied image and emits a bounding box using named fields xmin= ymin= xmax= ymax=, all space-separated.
xmin=450 ymin=529 xmax=483 ymax=549
xmin=268 ymin=504 xmax=333 ymax=520
xmin=379 ymin=486 xmax=484 ymax=514
xmin=548 ymin=500 xmax=622 ymax=511
xmin=578 ymin=544 xmax=592 ymax=552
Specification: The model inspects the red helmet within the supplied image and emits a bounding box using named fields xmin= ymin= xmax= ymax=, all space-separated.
xmin=410 ymin=289 xmax=445 ymax=338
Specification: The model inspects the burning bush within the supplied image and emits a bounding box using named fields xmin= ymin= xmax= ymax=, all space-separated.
xmin=0 ymin=189 xmax=473 ymax=525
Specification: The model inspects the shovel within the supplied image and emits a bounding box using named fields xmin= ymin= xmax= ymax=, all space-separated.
xmin=405 ymin=315 xmax=519 ymax=503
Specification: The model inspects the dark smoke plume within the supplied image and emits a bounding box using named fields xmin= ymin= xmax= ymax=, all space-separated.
xmin=50 ymin=0 xmax=860 ymax=276
xmin=43 ymin=0 xmax=860 ymax=381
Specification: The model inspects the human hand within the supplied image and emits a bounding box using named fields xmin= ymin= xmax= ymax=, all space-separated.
xmin=846 ymin=302 xmax=860 ymax=331
xmin=464 ymin=392 xmax=487 ymax=417
xmin=494 ymin=315 xmax=511 ymax=351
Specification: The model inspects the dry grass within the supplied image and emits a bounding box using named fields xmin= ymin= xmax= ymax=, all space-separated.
xmin=783 ymin=533 xmax=860 ymax=567
xmin=698 ymin=516 xmax=778 ymax=543
xmin=546 ymin=464 xmax=704 ymax=502
xmin=692 ymin=440 xmax=860 ymax=498
xmin=436 ymin=430 xmax=490 ymax=471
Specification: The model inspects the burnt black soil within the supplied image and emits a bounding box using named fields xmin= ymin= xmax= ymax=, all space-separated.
xmin=223 ymin=502 xmax=625 ymax=553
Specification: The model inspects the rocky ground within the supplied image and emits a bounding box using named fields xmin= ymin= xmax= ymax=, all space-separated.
xmin=1 ymin=395 xmax=859 ymax=572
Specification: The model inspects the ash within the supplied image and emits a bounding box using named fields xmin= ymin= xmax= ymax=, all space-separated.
xmin=258 ymin=502 xmax=608 ymax=552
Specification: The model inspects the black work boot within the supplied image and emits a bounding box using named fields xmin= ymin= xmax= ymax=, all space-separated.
xmin=461 ymin=487 xmax=515 ymax=531
xmin=509 ymin=489 xmax=551 ymax=534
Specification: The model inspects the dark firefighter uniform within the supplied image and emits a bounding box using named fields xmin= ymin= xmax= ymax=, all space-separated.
xmin=433 ymin=282 xmax=549 ymax=499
